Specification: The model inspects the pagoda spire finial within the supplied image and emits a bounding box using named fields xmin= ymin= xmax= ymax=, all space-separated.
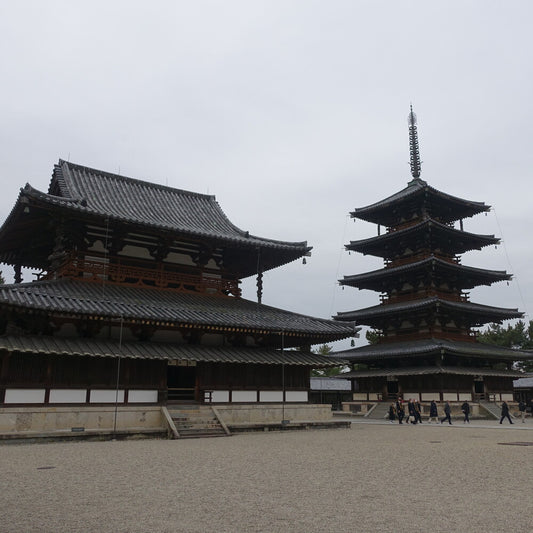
xmin=408 ymin=104 xmax=422 ymax=179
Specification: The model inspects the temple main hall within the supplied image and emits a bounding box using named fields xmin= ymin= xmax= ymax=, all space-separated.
xmin=0 ymin=160 xmax=355 ymax=436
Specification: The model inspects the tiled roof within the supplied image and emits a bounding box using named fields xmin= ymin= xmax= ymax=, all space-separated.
xmin=339 ymin=365 xmax=526 ymax=379
xmin=352 ymin=178 xmax=490 ymax=225
xmin=310 ymin=377 xmax=352 ymax=391
xmin=0 ymin=278 xmax=355 ymax=339
xmin=0 ymin=334 xmax=340 ymax=366
xmin=329 ymin=338 xmax=532 ymax=362
xmin=514 ymin=377 xmax=533 ymax=388
xmin=346 ymin=218 xmax=499 ymax=257
xmin=340 ymin=255 xmax=511 ymax=290
xmin=0 ymin=160 xmax=311 ymax=274
xmin=43 ymin=160 xmax=309 ymax=251
xmin=335 ymin=297 xmax=522 ymax=326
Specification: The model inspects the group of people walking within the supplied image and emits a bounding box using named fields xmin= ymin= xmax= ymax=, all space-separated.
xmin=387 ymin=398 xmax=526 ymax=425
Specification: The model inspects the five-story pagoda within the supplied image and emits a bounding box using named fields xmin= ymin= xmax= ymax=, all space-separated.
xmin=332 ymin=108 xmax=531 ymax=403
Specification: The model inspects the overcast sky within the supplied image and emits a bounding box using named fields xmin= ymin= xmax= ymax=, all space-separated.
xmin=1 ymin=1 xmax=532 ymax=349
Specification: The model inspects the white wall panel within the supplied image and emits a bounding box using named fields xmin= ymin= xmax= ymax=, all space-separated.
xmin=128 ymin=390 xmax=158 ymax=403
xmin=4 ymin=389 xmax=46 ymax=404
xmin=49 ymin=389 xmax=87 ymax=403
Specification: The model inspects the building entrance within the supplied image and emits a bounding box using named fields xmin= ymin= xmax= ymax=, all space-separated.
xmin=167 ymin=363 xmax=197 ymax=401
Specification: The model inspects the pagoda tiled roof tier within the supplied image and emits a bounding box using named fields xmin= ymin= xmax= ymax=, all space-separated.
xmin=328 ymin=338 xmax=532 ymax=363
xmin=0 ymin=160 xmax=311 ymax=277
xmin=337 ymin=365 xmax=527 ymax=379
xmin=346 ymin=219 xmax=499 ymax=259
xmin=351 ymin=178 xmax=490 ymax=226
xmin=340 ymin=255 xmax=511 ymax=291
xmin=0 ymin=279 xmax=355 ymax=344
xmin=335 ymin=297 xmax=522 ymax=328
xmin=0 ymin=335 xmax=345 ymax=367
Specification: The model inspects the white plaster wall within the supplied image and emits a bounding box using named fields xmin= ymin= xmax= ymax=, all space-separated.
xmin=211 ymin=390 xmax=229 ymax=402
xmin=421 ymin=393 xmax=440 ymax=400
xmin=128 ymin=390 xmax=158 ymax=403
xmin=90 ymin=390 xmax=125 ymax=403
xmin=353 ymin=393 xmax=367 ymax=400
xmin=259 ymin=391 xmax=283 ymax=402
xmin=443 ymin=393 xmax=458 ymax=401
xmin=286 ymin=391 xmax=308 ymax=402
xmin=5 ymin=389 xmax=46 ymax=404
xmin=502 ymin=393 xmax=514 ymax=401
xmin=232 ymin=391 xmax=257 ymax=402
xmin=49 ymin=390 xmax=87 ymax=403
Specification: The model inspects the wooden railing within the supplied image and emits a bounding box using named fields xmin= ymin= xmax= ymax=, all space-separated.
xmin=379 ymin=331 xmax=477 ymax=343
xmin=45 ymin=254 xmax=241 ymax=297
xmin=384 ymin=253 xmax=459 ymax=269
xmin=380 ymin=290 xmax=469 ymax=305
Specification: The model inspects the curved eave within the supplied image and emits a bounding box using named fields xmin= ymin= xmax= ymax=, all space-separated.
xmin=330 ymin=338 xmax=532 ymax=362
xmin=335 ymin=297 xmax=523 ymax=327
xmin=0 ymin=279 xmax=355 ymax=342
xmin=0 ymin=183 xmax=311 ymax=276
xmin=0 ymin=335 xmax=343 ymax=367
xmin=346 ymin=219 xmax=499 ymax=258
xmin=338 ymin=366 xmax=526 ymax=379
xmin=352 ymin=180 xmax=490 ymax=226
xmin=340 ymin=256 xmax=511 ymax=291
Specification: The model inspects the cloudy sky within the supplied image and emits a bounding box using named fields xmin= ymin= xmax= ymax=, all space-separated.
xmin=1 ymin=1 xmax=532 ymax=349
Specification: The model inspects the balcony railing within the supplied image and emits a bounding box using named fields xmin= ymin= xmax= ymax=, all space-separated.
xmin=44 ymin=254 xmax=241 ymax=297
xmin=380 ymin=289 xmax=469 ymax=305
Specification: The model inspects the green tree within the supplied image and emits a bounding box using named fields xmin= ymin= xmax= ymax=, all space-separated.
xmin=478 ymin=320 xmax=533 ymax=372
xmin=365 ymin=328 xmax=383 ymax=345
xmin=311 ymin=344 xmax=346 ymax=377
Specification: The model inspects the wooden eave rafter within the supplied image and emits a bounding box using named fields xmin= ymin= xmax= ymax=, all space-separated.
xmin=346 ymin=219 xmax=498 ymax=259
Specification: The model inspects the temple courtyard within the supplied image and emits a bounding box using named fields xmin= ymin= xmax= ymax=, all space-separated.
xmin=1 ymin=420 xmax=532 ymax=533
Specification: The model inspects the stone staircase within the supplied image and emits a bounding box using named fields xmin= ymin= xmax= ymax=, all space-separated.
xmin=167 ymin=405 xmax=230 ymax=439
xmin=365 ymin=402 xmax=390 ymax=420
xmin=479 ymin=400 xmax=502 ymax=420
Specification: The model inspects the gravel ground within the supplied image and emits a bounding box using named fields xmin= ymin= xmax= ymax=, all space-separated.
xmin=1 ymin=421 xmax=532 ymax=533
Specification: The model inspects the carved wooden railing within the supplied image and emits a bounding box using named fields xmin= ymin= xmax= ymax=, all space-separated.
xmin=380 ymin=289 xmax=469 ymax=305
xmin=384 ymin=253 xmax=459 ymax=269
xmin=379 ymin=331 xmax=477 ymax=343
xmin=45 ymin=254 xmax=241 ymax=297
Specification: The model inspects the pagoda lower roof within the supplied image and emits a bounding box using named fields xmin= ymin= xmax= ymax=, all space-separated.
xmin=328 ymin=338 xmax=532 ymax=362
xmin=0 ymin=279 xmax=355 ymax=342
xmin=0 ymin=334 xmax=344 ymax=367
xmin=335 ymin=297 xmax=522 ymax=327
xmin=346 ymin=218 xmax=498 ymax=258
xmin=337 ymin=365 xmax=526 ymax=379
xmin=351 ymin=178 xmax=490 ymax=226
xmin=0 ymin=160 xmax=311 ymax=276
xmin=340 ymin=255 xmax=511 ymax=291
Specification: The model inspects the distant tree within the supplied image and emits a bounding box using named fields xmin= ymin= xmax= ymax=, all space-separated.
xmin=478 ymin=320 xmax=533 ymax=372
xmin=365 ymin=329 xmax=383 ymax=345
xmin=311 ymin=344 xmax=346 ymax=377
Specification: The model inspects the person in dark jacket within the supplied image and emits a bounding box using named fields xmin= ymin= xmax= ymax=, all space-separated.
xmin=414 ymin=400 xmax=423 ymax=424
xmin=499 ymin=401 xmax=513 ymax=424
xmin=461 ymin=401 xmax=470 ymax=423
xmin=407 ymin=399 xmax=417 ymax=424
xmin=388 ymin=403 xmax=396 ymax=423
xmin=396 ymin=399 xmax=405 ymax=424
xmin=428 ymin=400 xmax=439 ymax=423
xmin=518 ymin=400 xmax=526 ymax=423
xmin=441 ymin=401 xmax=452 ymax=425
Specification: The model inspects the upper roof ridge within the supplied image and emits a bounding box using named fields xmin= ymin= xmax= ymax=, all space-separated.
xmin=54 ymin=159 xmax=216 ymax=200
